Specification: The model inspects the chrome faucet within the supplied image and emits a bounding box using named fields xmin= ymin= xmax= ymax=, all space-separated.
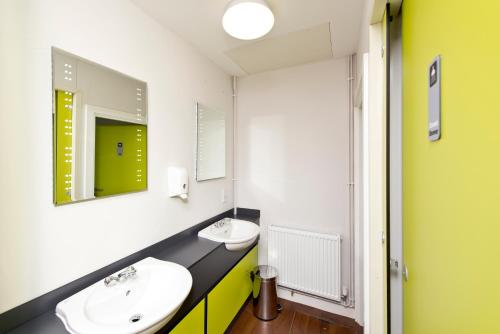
xmin=214 ymin=218 xmax=231 ymax=228
xmin=104 ymin=266 xmax=137 ymax=287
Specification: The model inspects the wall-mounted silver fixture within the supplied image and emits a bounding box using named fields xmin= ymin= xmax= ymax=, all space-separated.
xmin=104 ymin=266 xmax=137 ymax=287
xmin=428 ymin=55 xmax=441 ymax=141
xmin=117 ymin=142 xmax=123 ymax=156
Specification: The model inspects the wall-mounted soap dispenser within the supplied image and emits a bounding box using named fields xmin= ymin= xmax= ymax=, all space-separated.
xmin=168 ymin=167 xmax=188 ymax=200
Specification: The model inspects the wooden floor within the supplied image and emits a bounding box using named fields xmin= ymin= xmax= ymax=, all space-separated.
xmin=228 ymin=298 xmax=359 ymax=334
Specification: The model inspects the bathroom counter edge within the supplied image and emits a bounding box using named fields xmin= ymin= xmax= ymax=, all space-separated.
xmin=2 ymin=209 xmax=260 ymax=334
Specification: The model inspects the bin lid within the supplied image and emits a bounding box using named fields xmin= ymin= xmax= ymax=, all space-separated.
xmin=254 ymin=265 xmax=278 ymax=279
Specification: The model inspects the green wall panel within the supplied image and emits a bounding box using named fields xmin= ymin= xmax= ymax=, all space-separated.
xmin=170 ymin=299 xmax=205 ymax=334
xmin=208 ymin=246 xmax=258 ymax=334
xmin=402 ymin=1 xmax=500 ymax=333
xmin=94 ymin=122 xmax=147 ymax=197
xmin=54 ymin=90 xmax=73 ymax=204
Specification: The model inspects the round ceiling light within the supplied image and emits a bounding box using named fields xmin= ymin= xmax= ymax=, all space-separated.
xmin=222 ymin=0 xmax=275 ymax=40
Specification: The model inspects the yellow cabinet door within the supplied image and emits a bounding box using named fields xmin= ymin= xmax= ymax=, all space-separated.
xmin=169 ymin=299 xmax=205 ymax=334
xmin=207 ymin=246 xmax=258 ymax=334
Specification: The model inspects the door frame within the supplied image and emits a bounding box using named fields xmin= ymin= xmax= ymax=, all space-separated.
xmin=71 ymin=104 xmax=146 ymax=201
xmin=388 ymin=9 xmax=404 ymax=334
xmin=363 ymin=17 xmax=387 ymax=334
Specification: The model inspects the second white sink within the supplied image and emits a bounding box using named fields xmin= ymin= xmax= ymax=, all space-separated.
xmin=56 ymin=257 xmax=192 ymax=334
xmin=198 ymin=218 xmax=260 ymax=251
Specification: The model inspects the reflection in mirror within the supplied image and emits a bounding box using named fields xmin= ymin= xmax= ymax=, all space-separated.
xmin=52 ymin=48 xmax=147 ymax=205
xmin=196 ymin=103 xmax=226 ymax=181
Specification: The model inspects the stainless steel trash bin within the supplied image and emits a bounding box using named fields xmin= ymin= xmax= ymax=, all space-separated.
xmin=251 ymin=265 xmax=282 ymax=320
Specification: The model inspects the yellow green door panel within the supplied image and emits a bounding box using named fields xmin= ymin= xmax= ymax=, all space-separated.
xmin=94 ymin=122 xmax=147 ymax=197
xmin=402 ymin=0 xmax=500 ymax=333
xmin=54 ymin=90 xmax=74 ymax=204
xmin=207 ymin=246 xmax=258 ymax=334
xmin=169 ymin=299 xmax=205 ymax=334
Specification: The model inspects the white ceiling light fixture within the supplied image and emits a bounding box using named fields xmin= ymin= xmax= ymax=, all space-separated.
xmin=222 ymin=0 xmax=275 ymax=40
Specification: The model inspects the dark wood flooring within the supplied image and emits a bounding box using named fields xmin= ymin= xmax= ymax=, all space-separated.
xmin=228 ymin=298 xmax=360 ymax=334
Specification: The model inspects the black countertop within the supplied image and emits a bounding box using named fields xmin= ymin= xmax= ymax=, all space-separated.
xmin=3 ymin=210 xmax=259 ymax=334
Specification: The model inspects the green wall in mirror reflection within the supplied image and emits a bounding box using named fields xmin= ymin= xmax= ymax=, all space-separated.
xmin=54 ymin=90 xmax=74 ymax=204
xmin=94 ymin=120 xmax=147 ymax=197
xmin=54 ymin=90 xmax=148 ymax=205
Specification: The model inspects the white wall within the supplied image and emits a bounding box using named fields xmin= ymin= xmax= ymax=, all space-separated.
xmin=356 ymin=0 xmax=375 ymax=90
xmin=0 ymin=0 xmax=233 ymax=313
xmin=235 ymin=58 xmax=353 ymax=317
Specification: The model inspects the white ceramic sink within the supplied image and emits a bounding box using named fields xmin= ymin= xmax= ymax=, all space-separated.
xmin=198 ymin=218 xmax=260 ymax=251
xmin=55 ymin=257 xmax=192 ymax=334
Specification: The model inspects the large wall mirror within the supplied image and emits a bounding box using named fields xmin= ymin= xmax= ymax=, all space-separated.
xmin=196 ymin=103 xmax=226 ymax=181
xmin=52 ymin=48 xmax=148 ymax=205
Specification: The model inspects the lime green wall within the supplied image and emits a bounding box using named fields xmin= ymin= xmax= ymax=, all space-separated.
xmin=402 ymin=1 xmax=500 ymax=333
xmin=54 ymin=90 xmax=73 ymax=204
xmin=170 ymin=299 xmax=204 ymax=334
xmin=208 ymin=246 xmax=257 ymax=334
xmin=95 ymin=123 xmax=147 ymax=196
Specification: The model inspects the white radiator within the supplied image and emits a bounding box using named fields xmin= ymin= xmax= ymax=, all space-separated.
xmin=268 ymin=225 xmax=341 ymax=301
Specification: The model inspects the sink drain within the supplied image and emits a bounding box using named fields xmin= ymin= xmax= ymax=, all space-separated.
xmin=129 ymin=314 xmax=143 ymax=323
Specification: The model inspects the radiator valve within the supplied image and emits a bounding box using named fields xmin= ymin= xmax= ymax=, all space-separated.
xmin=341 ymin=286 xmax=349 ymax=302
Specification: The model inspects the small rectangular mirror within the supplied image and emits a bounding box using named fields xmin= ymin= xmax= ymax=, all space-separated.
xmin=52 ymin=48 xmax=147 ymax=205
xmin=196 ymin=103 xmax=226 ymax=181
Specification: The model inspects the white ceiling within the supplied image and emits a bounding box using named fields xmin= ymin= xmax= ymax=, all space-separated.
xmin=132 ymin=0 xmax=366 ymax=76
